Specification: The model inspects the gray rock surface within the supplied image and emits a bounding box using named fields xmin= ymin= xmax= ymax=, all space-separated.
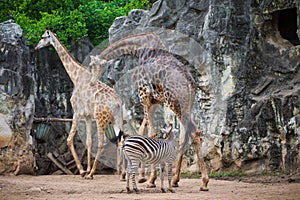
xmin=101 ymin=0 xmax=300 ymax=173
xmin=0 ymin=20 xmax=35 ymax=174
xmin=1 ymin=0 xmax=299 ymax=175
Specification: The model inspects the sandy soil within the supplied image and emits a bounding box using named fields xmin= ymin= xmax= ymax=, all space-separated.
xmin=0 ymin=174 xmax=300 ymax=200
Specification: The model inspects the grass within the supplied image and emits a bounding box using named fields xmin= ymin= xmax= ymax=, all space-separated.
xmin=181 ymin=171 xmax=246 ymax=179
xmin=181 ymin=170 xmax=289 ymax=179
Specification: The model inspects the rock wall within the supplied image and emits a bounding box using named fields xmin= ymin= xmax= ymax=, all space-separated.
xmin=1 ymin=0 xmax=299 ymax=175
xmin=0 ymin=20 xmax=35 ymax=175
xmin=101 ymin=0 xmax=300 ymax=174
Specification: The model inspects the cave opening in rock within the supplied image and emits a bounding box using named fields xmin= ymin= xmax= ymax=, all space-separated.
xmin=277 ymin=7 xmax=300 ymax=46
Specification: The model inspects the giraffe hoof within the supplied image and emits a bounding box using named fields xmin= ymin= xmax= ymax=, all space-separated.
xmin=200 ymin=186 xmax=209 ymax=191
xmin=120 ymin=173 xmax=126 ymax=181
xmin=84 ymin=174 xmax=94 ymax=180
xmin=80 ymin=171 xmax=87 ymax=177
xmin=138 ymin=177 xmax=147 ymax=183
xmin=146 ymin=183 xmax=156 ymax=188
xmin=171 ymin=182 xmax=179 ymax=187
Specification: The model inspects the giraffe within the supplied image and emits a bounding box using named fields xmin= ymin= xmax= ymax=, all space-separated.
xmin=92 ymin=32 xmax=209 ymax=191
xmin=35 ymin=30 xmax=125 ymax=179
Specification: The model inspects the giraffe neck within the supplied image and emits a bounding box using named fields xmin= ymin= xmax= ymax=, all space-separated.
xmin=51 ymin=33 xmax=90 ymax=85
xmin=99 ymin=32 xmax=167 ymax=61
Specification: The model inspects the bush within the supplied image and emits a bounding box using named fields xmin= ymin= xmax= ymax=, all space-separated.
xmin=1 ymin=0 xmax=150 ymax=47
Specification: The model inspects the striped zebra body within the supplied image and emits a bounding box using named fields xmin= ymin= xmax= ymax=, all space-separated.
xmin=122 ymin=134 xmax=176 ymax=193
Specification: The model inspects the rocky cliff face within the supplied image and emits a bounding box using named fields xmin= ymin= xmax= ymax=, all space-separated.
xmin=0 ymin=0 xmax=299 ymax=175
xmin=0 ymin=20 xmax=35 ymax=174
xmin=101 ymin=0 xmax=300 ymax=173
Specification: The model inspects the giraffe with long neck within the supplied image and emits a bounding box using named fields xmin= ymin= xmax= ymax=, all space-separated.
xmin=35 ymin=30 xmax=125 ymax=179
xmin=93 ymin=32 xmax=209 ymax=191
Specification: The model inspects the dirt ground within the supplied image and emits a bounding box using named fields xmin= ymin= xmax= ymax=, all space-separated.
xmin=1 ymin=174 xmax=300 ymax=200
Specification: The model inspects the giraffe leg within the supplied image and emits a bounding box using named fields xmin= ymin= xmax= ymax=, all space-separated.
xmin=138 ymin=163 xmax=147 ymax=183
xmin=172 ymin=152 xmax=183 ymax=187
xmin=193 ymin=130 xmax=209 ymax=191
xmin=171 ymin=120 xmax=186 ymax=187
xmin=143 ymin=104 xmax=159 ymax=185
xmin=86 ymin=130 xmax=105 ymax=179
xmin=138 ymin=118 xmax=147 ymax=135
xmin=85 ymin=117 xmax=93 ymax=175
xmin=117 ymin=142 xmax=126 ymax=181
xmin=67 ymin=116 xmax=86 ymax=176
xmin=147 ymin=104 xmax=159 ymax=138
xmin=137 ymin=93 xmax=151 ymax=183
xmin=137 ymin=87 xmax=153 ymax=136
xmin=146 ymin=164 xmax=157 ymax=188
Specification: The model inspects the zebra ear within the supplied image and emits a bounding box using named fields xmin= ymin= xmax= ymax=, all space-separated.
xmin=161 ymin=123 xmax=173 ymax=139
xmin=122 ymin=133 xmax=130 ymax=139
xmin=166 ymin=123 xmax=173 ymax=139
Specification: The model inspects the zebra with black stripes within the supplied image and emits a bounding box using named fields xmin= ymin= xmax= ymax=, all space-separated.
xmin=122 ymin=124 xmax=176 ymax=193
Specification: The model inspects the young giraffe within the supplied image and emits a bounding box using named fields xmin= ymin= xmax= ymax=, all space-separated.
xmin=92 ymin=32 xmax=209 ymax=191
xmin=35 ymin=30 xmax=125 ymax=179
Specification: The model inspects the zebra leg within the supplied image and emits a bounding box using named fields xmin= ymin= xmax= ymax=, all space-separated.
xmin=159 ymin=163 xmax=166 ymax=193
xmin=167 ymin=163 xmax=175 ymax=193
xmin=132 ymin=167 xmax=139 ymax=193
xmin=126 ymin=171 xmax=131 ymax=193
xmin=193 ymin=130 xmax=209 ymax=191
xmin=128 ymin=160 xmax=140 ymax=193
xmin=125 ymin=158 xmax=132 ymax=193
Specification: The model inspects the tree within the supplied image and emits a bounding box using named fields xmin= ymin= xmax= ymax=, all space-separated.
xmin=0 ymin=0 xmax=150 ymax=46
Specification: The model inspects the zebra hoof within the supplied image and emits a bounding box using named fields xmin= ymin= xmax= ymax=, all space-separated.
xmin=138 ymin=177 xmax=147 ymax=183
xmin=146 ymin=183 xmax=156 ymax=188
xmin=161 ymin=188 xmax=166 ymax=193
xmin=133 ymin=188 xmax=140 ymax=194
xmin=168 ymin=188 xmax=175 ymax=193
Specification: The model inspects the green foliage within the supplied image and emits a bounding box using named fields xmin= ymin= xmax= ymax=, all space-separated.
xmin=0 ymin=0 xmax=150 ymax=47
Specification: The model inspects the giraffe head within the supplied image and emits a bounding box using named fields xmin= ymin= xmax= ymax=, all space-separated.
xmin=35 ymin=30 xmax=53 ymax=50
xmin=89 ymin=55 xmax=107 ymax=84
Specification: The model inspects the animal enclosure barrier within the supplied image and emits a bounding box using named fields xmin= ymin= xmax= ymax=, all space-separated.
xmin=32 ymin=117 xmax=118 ymax=175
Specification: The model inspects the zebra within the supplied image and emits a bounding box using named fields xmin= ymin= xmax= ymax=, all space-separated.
xmin=122 ymin=124 xmax=177 ymax=193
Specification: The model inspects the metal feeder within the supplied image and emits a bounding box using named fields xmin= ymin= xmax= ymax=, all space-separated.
xmin=35 ymin=120 xmax=51 ymax=142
